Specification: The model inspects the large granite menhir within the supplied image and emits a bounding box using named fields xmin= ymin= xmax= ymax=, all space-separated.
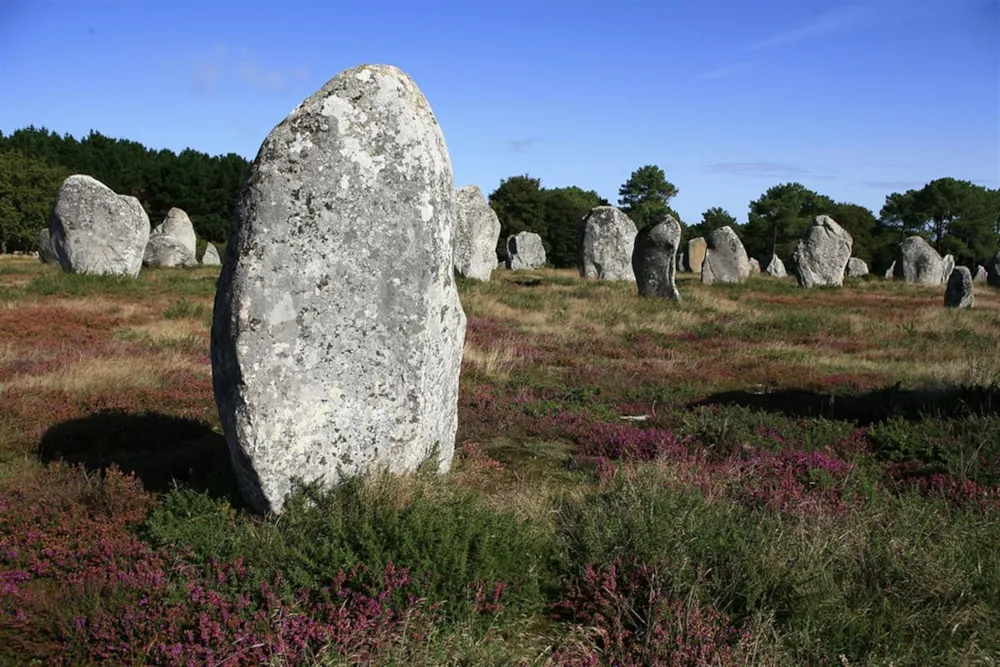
xmin=793 ymin=215 xmax=853 ymax=288
xmin=506 ymin=231 xmax=546 ymax=270
xmin=578 ymin=206 xmax=638 ymax=281
xmin=701 ymin=226 xmax=750 ymax=285
xmin=211 ymin=64 xmax=467 ymax=514
xmin=632 ymin=215 xmax=681 ymax=300
xmin=894 ymin=236 xmax=944 ymax=285
xmin=453 ymin=185 xmax=500 ymax=281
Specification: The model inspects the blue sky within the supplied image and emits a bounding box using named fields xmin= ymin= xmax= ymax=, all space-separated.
xmin=1 ymin=0 xmax=997 ymax=223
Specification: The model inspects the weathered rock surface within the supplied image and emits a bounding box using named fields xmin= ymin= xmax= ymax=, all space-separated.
xmin=686 ymin=237 xmax=707 ymax=273
xmin=792 ymin=215 xmax=853 ymax=287
xmin=941 ymin=254 xmax=956 ymax=284
xmin=701 ymin=226 xmax=750 ymax=285
xmin=632 ymin=215 xmax=681 ymax=300
xmin=38 ymin=229 xmax=58 ymax=263
xmin=894 ymin=236 xmax=944 ymax=285
xmin=143 ymin=234 xmax=198 ymax=267
xmin=846 ymin=257 xmax=869 ymax=278
xmin=202 ymin=243 xmax=222 ymax=266
xmin=885 ymin=261 xmax=895 ymax=279
xmin=765 ymin=254 xmax=787 ymax=278
xmin=153 ymin=207 xmax=197 ymax=257
xmin=944 ymin=266 xmax=974 ymax=308
xmin=453 ymin=185 xmax=500 ymax=281
xmin=748 ymin=257 xmax=761 ymax=274
xmin=49 ymin=174 xmax=149 ymax=277
xmin=989 ymin=252 xmax=1000 ymax=288
xmin=975 ymin=265 xmax=988 ymax=282
xmin=578 ymin=206 xmax=638 ymax=281
xmin=506 ymin=231 xmax=546 ymax=270
xmin=211 ymin=64 xmax=467 ymax=514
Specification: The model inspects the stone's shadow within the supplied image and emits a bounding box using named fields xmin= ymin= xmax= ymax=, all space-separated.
xmin=511 ymin=277 xmax=543 ymax=287
xmin=38 ymin=410 xmax=241 ymax=502
xmin=692 ymin=385 xmax=999 ymax=425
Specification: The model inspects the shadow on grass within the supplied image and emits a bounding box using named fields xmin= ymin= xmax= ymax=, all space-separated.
xmin=38 ymin=410 xmax=241 ymax=503
xmin=693 ymin=384 xmax=999 ymax=425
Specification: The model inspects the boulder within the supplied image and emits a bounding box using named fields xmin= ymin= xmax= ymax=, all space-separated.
xmin=506 ymin=231 xmax=546 ymax=270
xmin=765 ymin=254 xmax=787 ymax=278
xmin=974 ymin=265 xmax=988 ymax=282
xmin=38 ymin=228 xmax=58 ymax=263
xmin=578 ymin=206 xmax=638 ymax=281
xmin=153 ymin=207 xmax=197 ymax=257
xmin=49 ymin=174 xmax=149 ymax=277
xmin=211 ymin=64 xmax=467 ymax=514
xmin=941 ymin=254 xmax=956 ymax=284
xmin=792 ymin=215 xmax=853 ymax=287
xmin=202 ymin=243 xmax=222 ymax=266
xmin=453 ymin=185 xmax=500 ymax=281
xmin=143 ymin=234 xmax=197 ymax=268
xmin=685 ymin=237 xmax=707 ymax=273
xmin=989 ymin=251 xmax=1000 ymax=288
xmin=884 ymin=261 xmax=895 ymax=279
xmin=632 ymin=215 xmax=681 ymax=300
xmin=944 ymin=266 xmax=974 ymax=309
xmin=894 ymin=236 xmax=944 ymax=285
xmin=845 ymin=257 xmax=869 ymax=278
xmin=748 ymin=257 xmax=761 ymax=274
xmin=701 ymin=226 xmax=750 ymax=285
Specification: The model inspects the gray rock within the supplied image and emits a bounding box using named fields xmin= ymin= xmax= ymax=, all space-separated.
xmin=506 ymin=231 xmax=545 ymax=270
xmin=975 ymin=265 xmax=988 ymax=282
xmin=211 ymin=64 xmax=467 ymax=514
xmin=792 ymin=215 xmax=853 ymax=287
xmin=748 ymin=257 xmax=761 ymax=274
xmin=686 ymin=237 xmax=707 ymax=273
xmin=143 ymin=234 xmax=198 ymax=268
xmin=765 ymin=254 xmax=787 ymax=278
xmin=632 ymin=215 xmax=681 ymax=300
xmin=894 ymin=236 xmax=944 ymax=285
xmin=941 ymin=254 xmax=956 ymax=284
xmin=152 ymin=207 xmax=197 ymax=257
xmin=578 ymin=206 xmax=638 ymax=281
xmin=675 ymin=252 xmax=684 ymax=273
xmin=453 ymin=185 xmax=500 ymax=281
xmin=885 ymin=261 xmax=895 ymax=279
xmin=989 ymin=251 xmax=1000 ymax=288
xmin=38 ymin=228 xmax=58 ymax=263
xmin=944 ymin=266 xmax=974 ymax=308
xmin=701 ymin=226 xmax=750 ymax=285
xmin=49 ymin=174 xmax=149 ymax=277
xmin=846 ymin=257 xmax=869 ymax=278
xmin=201 ymin=243 xmax=222 ymax=266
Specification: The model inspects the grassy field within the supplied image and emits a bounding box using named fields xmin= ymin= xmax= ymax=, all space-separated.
xmin=2 ymin=255 xmax=1000 ymax=666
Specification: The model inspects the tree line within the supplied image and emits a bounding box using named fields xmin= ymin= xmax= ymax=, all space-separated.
xmin=1 ymin=126 xmax=997 ymax=270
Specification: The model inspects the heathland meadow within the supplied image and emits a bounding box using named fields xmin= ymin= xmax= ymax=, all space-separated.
xmin=2 ymin=256 xmax=1000 ymax=666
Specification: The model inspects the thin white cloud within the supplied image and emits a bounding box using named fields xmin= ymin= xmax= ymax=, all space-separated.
xmin=703 ymin=162 xmax=838 ymax=180
xmin=744 ymin=3 xmax=885 ymax=52
xmin=699 ymin=62 xmax=753 ymax=80
xmin=188 ymin=44 xmax=308 ymax=96
xmin=508 ymin=137 xmax=542 ymax=154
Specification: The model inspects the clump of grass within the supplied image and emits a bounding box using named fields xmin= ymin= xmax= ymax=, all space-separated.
xmin=162 ymin=298 xmax=211 ymax=320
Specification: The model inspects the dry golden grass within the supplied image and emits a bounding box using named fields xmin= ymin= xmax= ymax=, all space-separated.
xmin=463 ymin=339 xmax=521 ymax=380
xmin=0 ymin=351 xmax=207 ymax=394
xmin=118 ymin=318 xmax=208 ymax=345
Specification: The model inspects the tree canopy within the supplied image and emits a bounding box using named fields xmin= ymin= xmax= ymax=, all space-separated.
xmin=617 ymin=165 xmax=679 ymax=229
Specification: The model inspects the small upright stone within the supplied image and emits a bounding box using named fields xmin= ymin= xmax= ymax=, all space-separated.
xmin=578 ymin=206 xmax=638 ymax=281
xmin=686 ymin=237 xmax=707 ymax=273
xmin=974 ymin=265 xmax=988 ymax=282
xmin=201 ymin=243 xmax=222 ymax=266
xmin=944 ymin=266 xmax=974 ymax=308
xmin=632 ymin=215 xmax=681 ymax=300
xmin=153 ymin=208 xmax=197 ymax=257
xmin=846 ymin=257 xmax=869 ymax=278
xmin=748 ymin=257 xmax=761 ymax=274
xmin=765 ymin=254 xmax=787 ymax=278
xmin=894 ymin=236 xmax=944 ymax=285
xmin=792 ymin=215 xmax=853 ymax=287
xmin=988 ymin=251 xmax=1000 ymax=288
xmin=884 ymin=261 xmax=895 ymax=279
xmin=49 ymin=175 xmax=149 ymax=277
xmin=38 ymin=228 xmax=58 ymax=263
xmin=453 ymin=185 xmax=501 ymax=281
xmin=506 ymin=231 xmax=546 ymax=270
xmin=701 ymin=226 xmax=750 ymax=285
xmin=143 ymin=234 xmax=197 ymax=267
xmin=941 ymin=254 xmax=956 ymax=284
xmin=211 ymin=64 xmax=467 ymax=514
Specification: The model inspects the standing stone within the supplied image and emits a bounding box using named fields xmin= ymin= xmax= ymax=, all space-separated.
xmin=202 ymin=243 xmax=222 ymax=266
xmin=686 ymin=237 xmax=707 ymax=273
xmin=211 ymin=64 xmax=467 ymax=514
xmin=941 ymin=254 xmax=956 ymax=284
xmin=989 ymin=251 xmax=1000 ymax=288
xmin=506 ymin=231 xmax=546 ymax=270
xmin=38 ymin=228 xmax=58 ymax=263
xmin=894 ymin=236 xmax=944 ymax=285
xmin=701 ymin=226 xmax=750 ymax=285
xmin=632 ymin=215 xmax=681 ymax=300
xmin=675 ymin=252 xmax=684 ymax=273
xmin=748 ymin=257 xmax=761 ymax=274
xmin=974 ymin=265 xmax=988 ymax=282
xmin=453 ymin=185 xmax=500 ymax=281
xmin=944 ymin=266 xmax=974 ymax=308
xmin=884 ymin=261 xmax=896 ymax=279
xmin=49 ymin=175 xmax=149 ymax=277
xmin=153 ymin=207 xmax=197 ymax=257
xmin=845 ymin=257 xmax=869 ymax=278
xmin=143 ymin=234 xmax=197 ymax=267
xmin=792 ymin=215 xmax=853 ymax=288
xmin=765 ymin=254 xmax=787 ymax=278
xmin=578 ymin=206 xmax=638 ymax=281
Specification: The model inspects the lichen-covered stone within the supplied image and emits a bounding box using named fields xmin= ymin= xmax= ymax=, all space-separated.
xmin=38 ymin=229 xmax=58 ymax=263
xmin=153 ymin=208 xmax=197 ymax=257
xmin=143 ymin=234 xmax=197 ymax=268
xmin=632 ymin=215 xmax=681 ymax=300
xmin=49 ymin=174 xmax=149 ymax=277
xmin=846 ymin=257 xmax=869 ymax=278
xmin=792 ymin=215 xmax=853 ymax=287
xmin=701 ymin=226 xmax=750 ymax=285
xmin=765 ymin=254 xmax=787 ymax=278
xmin=884 ymin=261 xmax=895 ymax=279
xmin=578 ymin=206 xmax=638 ymax=281
xmin=941 ymin=254 xmax=956 ymax=284
xmin=974 ymin=265 xmax=988 ymax=282
xmin=685 ymin=237 xmax=707 ymax=273
xmin=894 ymin=236 xmax=944 ymax=285
xmin=506 ymin=231 xmax=545 ymax=270
xmin=748 ymin=257 xmax=761 ymax=274
xmin=453 ymin=185 xmax=500 ymax=281
xmin=202 ymin=243 xmax=222 ymax=266
xmin=944 ymin=266 xmax=974 ymax=308
xmin=211 ymin=64 xmax=467 ymax=514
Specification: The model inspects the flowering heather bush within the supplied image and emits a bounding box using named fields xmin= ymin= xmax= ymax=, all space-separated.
xmin=729 ymin=447 xmax=855 ymax=515
xmin=554 ymin=556 xmax=751 ymax=667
